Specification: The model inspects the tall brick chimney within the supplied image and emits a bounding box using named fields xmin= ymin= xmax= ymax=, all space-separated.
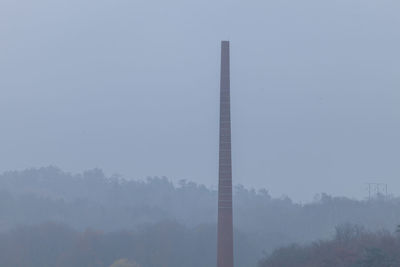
xmin=217 ymin=40 xmax=234 ymax=267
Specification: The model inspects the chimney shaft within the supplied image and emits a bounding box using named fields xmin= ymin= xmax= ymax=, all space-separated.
xmin=217 ymin=40 xmax=234 ymax=267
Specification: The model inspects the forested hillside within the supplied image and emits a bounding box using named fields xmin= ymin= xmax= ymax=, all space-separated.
xmin=1 ymin=167 xmax=400 ymax=266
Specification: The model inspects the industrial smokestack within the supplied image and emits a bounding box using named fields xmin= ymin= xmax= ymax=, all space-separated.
xmin=217 ymin=40 xmax=234 ymax=267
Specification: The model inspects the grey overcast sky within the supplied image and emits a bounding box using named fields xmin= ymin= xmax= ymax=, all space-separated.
xmin=1 ymin=0 xmax=400 ymax=201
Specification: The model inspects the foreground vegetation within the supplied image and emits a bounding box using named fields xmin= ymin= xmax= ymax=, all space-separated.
xmin=259 ymin=224 xmax=400 ymax=267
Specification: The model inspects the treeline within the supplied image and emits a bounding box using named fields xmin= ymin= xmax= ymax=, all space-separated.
xmin=6 ymin=222 xmax=400 ymax=267
xmin=259 ymin=224 xmax=400 ymax=267
xmin=1 ymin=167 xmax=400 ymax=266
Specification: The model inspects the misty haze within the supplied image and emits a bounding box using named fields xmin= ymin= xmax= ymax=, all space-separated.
xmin=1 ymin=0 xmax=400 ymax=266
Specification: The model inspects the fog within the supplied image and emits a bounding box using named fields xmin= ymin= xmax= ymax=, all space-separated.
xmin=1 ymin=1 xmax=400 ymax=265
